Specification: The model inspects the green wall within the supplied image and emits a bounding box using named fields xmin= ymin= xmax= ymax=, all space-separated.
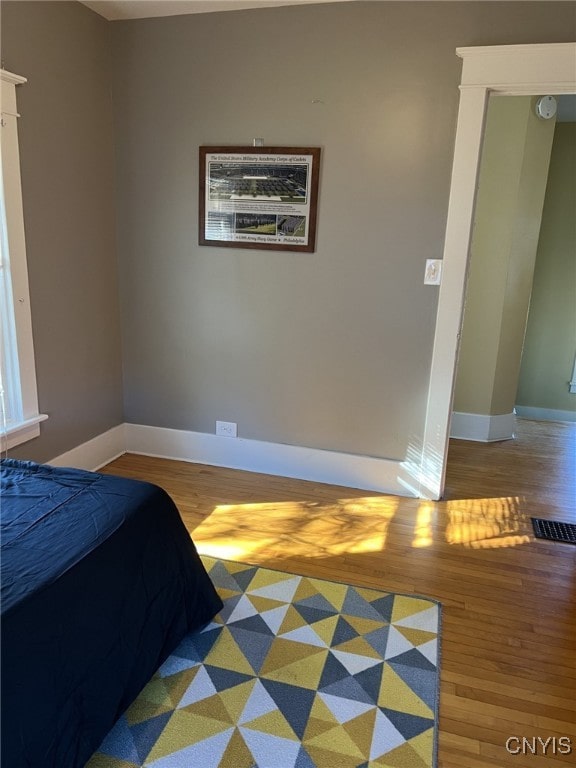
xmin=453 ymin=95 xmax=556 ymax=417
xmin=516 ymin=123 xmax=576 ymax=416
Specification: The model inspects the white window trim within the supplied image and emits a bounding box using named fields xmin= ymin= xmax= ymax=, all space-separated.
xmin=1 ymin=68 xmax=47 ymax=450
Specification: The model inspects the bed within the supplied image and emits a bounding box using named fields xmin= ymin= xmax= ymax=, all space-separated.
xmin=0 ymin=458 xmax=223 ymax=768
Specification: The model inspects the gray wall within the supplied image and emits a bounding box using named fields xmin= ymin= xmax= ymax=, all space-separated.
xmin=1 ymin=1 xmax=124 ymax=462
xmin=112 ymin=2 xmax=576 ymax=461
xmin=2 ymin=2 xmax=575 ymax=467
xmin=516 ymin=123 xmax=576 ymax=414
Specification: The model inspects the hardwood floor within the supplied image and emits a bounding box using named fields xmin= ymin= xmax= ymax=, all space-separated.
xmin=101 ymin=418 xmax=576 ymax=767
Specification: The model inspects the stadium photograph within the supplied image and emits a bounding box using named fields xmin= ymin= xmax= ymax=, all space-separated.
xmin=278 ymin=215 xmax=305 ymax=237
xmin=208 ymin=162 xmax=308 ymax=203
xmin=235 ymin=213 xmax=277 ymax=236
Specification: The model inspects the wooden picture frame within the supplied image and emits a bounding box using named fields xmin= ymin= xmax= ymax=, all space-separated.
xmin=199 ymin=146 xmax=321 ymax=252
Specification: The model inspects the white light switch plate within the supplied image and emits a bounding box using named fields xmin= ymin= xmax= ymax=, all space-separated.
xmin=424 ymin=259 xmax=443 ymax=285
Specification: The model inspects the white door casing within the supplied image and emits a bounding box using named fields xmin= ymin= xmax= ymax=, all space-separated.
xmin=420 ymin=43 xmax=576 ymax=500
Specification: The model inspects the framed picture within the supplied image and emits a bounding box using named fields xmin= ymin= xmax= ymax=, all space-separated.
xmin=199 ymin=146 xmax=321 ymax=252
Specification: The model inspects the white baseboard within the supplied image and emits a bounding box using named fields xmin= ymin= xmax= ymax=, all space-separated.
xmin=46 ymin=422 xmax=422 ymax=498
xmin=450 ymin=411 xmax=515 ymax=442
xmin=124 ymin=423 xmax=417 ymax=498
xmin=49 ymin=424 xmax=126 ymax=471
xmin=514 ymin=406 xmax=576 ymax=423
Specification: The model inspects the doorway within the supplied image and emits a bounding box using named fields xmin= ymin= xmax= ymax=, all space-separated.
xmin=450 ymin=93 xmax=572 ymax=443
xmin=418 ymin=43 xmax=576 ymax=500
xmin=515 ymin=102 xmax=576 ymax=423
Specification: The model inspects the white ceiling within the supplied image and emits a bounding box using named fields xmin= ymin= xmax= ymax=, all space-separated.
xmin=80 ymin=0 xmax=354 ymax=21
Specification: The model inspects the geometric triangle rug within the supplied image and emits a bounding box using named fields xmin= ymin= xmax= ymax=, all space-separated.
xmin=87 ymin=556 xmax=441 ymax=768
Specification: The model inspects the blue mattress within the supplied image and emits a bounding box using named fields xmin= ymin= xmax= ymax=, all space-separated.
xmin=0 ymin=458 xmax=223 ymax=768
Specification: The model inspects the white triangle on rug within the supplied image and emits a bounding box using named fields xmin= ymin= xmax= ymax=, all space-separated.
xmin=384 ymin=625 xmax=415 ymax=660
xmin=177 ymin=665 xmax=218 ymax=708
xmin=146 ymin=727 xmax=234 ymax=768
xmin=198 ymin=619 xmax=222 ymax=633
xmin=239 ymin=727 xmax=301 ymax=768
xmin=157 ymin=654 xmax=201 ymax=678
xmin=317 ymin=692 xmax=376 ymax=724
xmin=393 ymin=604 xmax=439 ymax=632
xmin=259 ymin=604 xmax=291 ymax=635
xmin=226 ymin=593 xmax=260 ymax=624
xmin=369 ymin=710 xmax=407 ymax=760
xmin=417 ymin=638 xmax=438 ymax=665
xmin=279 ymin=623 xmax=328 ymax=648
xmin=331 ymin=649 xmax=383 ymax=675
xmin=238 ymin=679 xmax=279 ymax=725
xmin=247 ymin=576 xmax=302 ymax=603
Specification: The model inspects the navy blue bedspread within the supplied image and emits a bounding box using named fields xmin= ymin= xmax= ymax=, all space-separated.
xmin=0 ymin=458 xmax=223 ymax=768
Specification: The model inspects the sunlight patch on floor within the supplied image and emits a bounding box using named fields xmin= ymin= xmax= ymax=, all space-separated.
xmin=412 ymin=502 xmax=435 ymax=548
xmin=445 ymin=496 xmax=531 ymax=549
xmin=197 ymin=538 xmax=279 ymax=561
xmin=192 ymin=496 xmax=399 ymax=560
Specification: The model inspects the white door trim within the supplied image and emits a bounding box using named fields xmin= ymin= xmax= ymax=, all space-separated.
xmin=421 ymin=43 xmax=576 ymax=499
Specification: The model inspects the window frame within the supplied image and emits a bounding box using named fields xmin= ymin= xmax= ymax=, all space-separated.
xmin=1 ymin=68 xmax=46 ymax=450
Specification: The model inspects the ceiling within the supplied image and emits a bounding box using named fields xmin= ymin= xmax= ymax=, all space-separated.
xmin=79 ymin=0 xmax=563 ymax=21
xmin=79 ymin=0 xmax=354 ymax=21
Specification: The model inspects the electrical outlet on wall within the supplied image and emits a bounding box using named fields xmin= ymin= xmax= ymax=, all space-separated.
xmin=216 ymin=421 xmax=237 ymax=438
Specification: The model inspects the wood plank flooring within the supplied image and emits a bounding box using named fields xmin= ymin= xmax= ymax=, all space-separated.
xmin=101 ymin=418 xmax=576 ymax=767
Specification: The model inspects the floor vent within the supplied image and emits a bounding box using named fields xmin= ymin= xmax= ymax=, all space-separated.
xmin=531 ymin=518 xmax=576 ymax=544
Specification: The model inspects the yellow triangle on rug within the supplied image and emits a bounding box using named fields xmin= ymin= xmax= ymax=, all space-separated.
xmin=87 ymin=557 xmax=441 ymax=768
